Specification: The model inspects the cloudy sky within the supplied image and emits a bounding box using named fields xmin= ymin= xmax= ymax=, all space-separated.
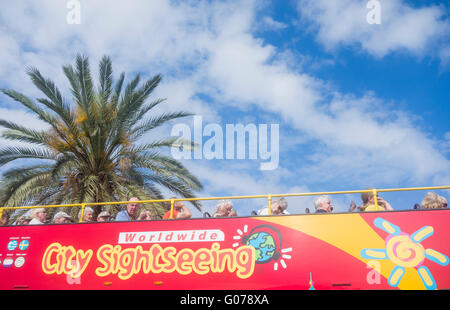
xmin=0 ymin=0 xmax=449 ymax=216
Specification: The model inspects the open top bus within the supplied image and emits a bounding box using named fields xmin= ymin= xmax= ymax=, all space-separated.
xmin=0 ymin=186 xmax=449 ymax=290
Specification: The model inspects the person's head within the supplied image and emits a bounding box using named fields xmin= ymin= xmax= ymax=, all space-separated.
xmin=174 ymin=201 xmax=185 ymax=211
xmin=215 ymin=200 xmax=233 ymax=215
xmin=229 ymin=209 xmax=237 ymax=216
xmin=32 ymin=208 xmax=47 ymax=223
xmin=272 ymin=198 xmax=288 ymax=214
xmin=126 ymin=197 xmax=141 ymax=217
xmin=53 ymin=211 xmax=73 ymax=224
xmin=422 ymin=192 xmax=445 ymax=209
xmin=0 ymin=212 xmax=10 ymax=226
xmin=17 ymin=215 xmax=32 ymax=225
xmin=314 ymin=196 xmax=333 ymax=213
xmin=97 ymin=211 xmax=111 ymax=222
xmin=78 ymin=207 xmax=94 ymax=222
xmin=361 ymin=188 xmax=377 ymax=205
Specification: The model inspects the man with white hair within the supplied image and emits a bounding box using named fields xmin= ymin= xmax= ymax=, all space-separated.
xmin=213 ymin=200 xmax=235 ymax=217
xmin=29 ymin=208 xmax=47 ymax=224
xmin=314 ymin=196 xmax=333 ymax=213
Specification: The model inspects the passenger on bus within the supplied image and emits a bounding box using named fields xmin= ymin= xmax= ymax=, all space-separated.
xmin=116 ymin=197 xmax=152 ymax=221
xmin=163 ymin=200 xmax=192 ymax=219
xmin=29 ymin=208 xmax=47 ymax=224
xmin=53 ymin=211 xmax=73 ymax=224
xmin=257 ymin=198 xmax=289 ymax=215
xmin=314 ymin=196 xmax=333 ymax=213
xmin=213 ymin=200 xmax=234 ymax=217
xmin=78 ymin=207 xmax=94 ymax=222
xmin=421 ymin=192 xmax=447 ymax=209
xmin=0 ymin=212 xmax=10 ymax=226
xmin=97 ymin=211 xmax=112 ymax=222
xmin=360 ymin=189 xmax=393 ymax=211
xmin=17 ymin=214 xmax=32 ymax=225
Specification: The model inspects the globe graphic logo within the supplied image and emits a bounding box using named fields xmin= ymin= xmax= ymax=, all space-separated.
xmin=245 ymin=231 xmax=278 ymax=263
xmin=235 ymin=224 xmax=292 ymax=270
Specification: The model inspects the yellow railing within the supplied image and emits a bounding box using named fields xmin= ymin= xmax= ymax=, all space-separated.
xmin=0 ymin=185 xmax=449 ymax=222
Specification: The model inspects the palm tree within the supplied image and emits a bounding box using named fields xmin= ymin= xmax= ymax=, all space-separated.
xmin=0 ymin=54 xmax=202 ymax=220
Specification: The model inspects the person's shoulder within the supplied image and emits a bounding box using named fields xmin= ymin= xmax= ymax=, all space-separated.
xmin=257 ymin=208 xmax=269 ymax=215
xmin=115 ymin=210 xmax=129 ymax=221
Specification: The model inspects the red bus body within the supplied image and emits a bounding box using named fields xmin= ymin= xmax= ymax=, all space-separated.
xmin=0 ymin=209 xmax=449 ymax=290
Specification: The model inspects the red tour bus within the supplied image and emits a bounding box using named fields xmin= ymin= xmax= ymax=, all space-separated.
xmin=0 ymin=188 xmax=449 ymax=290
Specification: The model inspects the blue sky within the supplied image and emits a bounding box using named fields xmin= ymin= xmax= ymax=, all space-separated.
xmin=0 ymin=0 xmax=449 ymax=216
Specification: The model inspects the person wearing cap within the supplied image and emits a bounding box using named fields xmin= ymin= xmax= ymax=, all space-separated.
xmin=257 ymin=198 xmax=289 ymax=215
xmin=29 ymin=208 xmax=47 ymax=224
xmin=314 ymin=196 xmax=333 ymax=213
xmin=17 ymin=214 xmax=32 ymax=225
xmin=53 ymin=211 xmax=73 ymax=224
xmin=97 ymin=211 xmax=111 ymax=222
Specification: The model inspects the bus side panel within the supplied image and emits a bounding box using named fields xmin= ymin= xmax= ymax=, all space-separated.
xmin=0 ymin=210 xmax=448 ymax=290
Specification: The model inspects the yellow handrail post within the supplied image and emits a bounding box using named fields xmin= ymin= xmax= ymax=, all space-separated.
xmin=170 ymin=199 xmax=175 ymax=219
xmin=79 ymin=203 xmax=86 ymax=223
xmin=0 ymin=207 xmax=3 ymax=223
xmin=372 ymin=188 xmax=380 ymax=211
xmin=268 ymin=194 xmax=272 ymax=215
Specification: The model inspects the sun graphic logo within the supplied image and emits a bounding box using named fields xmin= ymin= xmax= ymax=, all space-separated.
xmin=232 ymin=224 xmax=292 ymax=271
xmin=361 ymin=218 xmax=449 ymax=290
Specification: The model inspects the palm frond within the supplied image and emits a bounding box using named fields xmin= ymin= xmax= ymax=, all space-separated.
xmin=0 ymin=54 xmax=203 ymax=212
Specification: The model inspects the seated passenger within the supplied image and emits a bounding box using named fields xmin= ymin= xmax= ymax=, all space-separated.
xmin=78 ymin=207 xmax=94 ymax=222
xmin=29 ymin=208 xmax=47 ymax=225
xmin=17 ymin=214 xmax=32 ymax=225
xmin=360 ymin=189 xmax=393 ymax=211
xmin=421 ymin=192 xmax=447 ymax=209
xmin=97 ymin=211 xmax=112 ymax=222
xmin=53 ymin=211 xmax=73 ymax=224
xmin=116 ymin=197 xmax=152 ymax=221
xmin=163 ymin=200 xmax=192 ymax=219
xmin=257 ymin=198 xmax=289 ymax=215
xmin=314 ymin=196 xmax=333 ymax=213
xmin=213 ymin=200 xmax=233 ymax=217
xmin=0 ymin=212 xmax=10 ymax=226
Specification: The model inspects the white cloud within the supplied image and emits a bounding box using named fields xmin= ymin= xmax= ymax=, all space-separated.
xmin=297 ymin=0 xmax=450 ymax=59
xmin=260 ymin=16 xmax=288 ymax=31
